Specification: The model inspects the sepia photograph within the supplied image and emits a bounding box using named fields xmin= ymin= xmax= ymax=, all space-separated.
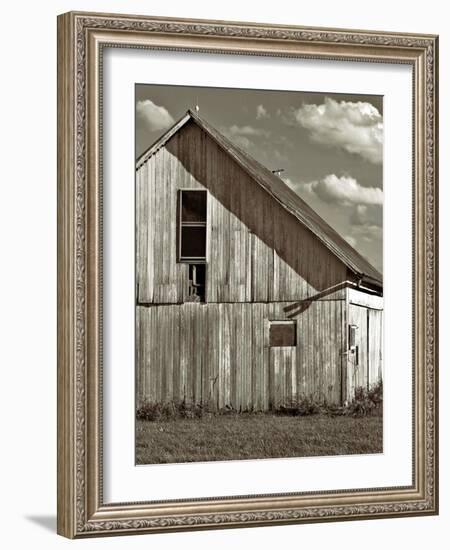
xmin=135 ymin=84 xmax=384 ymax=465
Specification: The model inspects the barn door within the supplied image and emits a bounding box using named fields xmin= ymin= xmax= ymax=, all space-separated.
xmin=269 ymin=348 xmax=296 ymax=408
xmin=268 ymin=321 xmax=297 ymax=408
xmin=347 ymin=304 xmax=369 ymax=399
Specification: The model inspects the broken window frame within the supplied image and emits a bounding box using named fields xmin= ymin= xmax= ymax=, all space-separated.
xmin=186 ymin=263 xmax=206 ymax=303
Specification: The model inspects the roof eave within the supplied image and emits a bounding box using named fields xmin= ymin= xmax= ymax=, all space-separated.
xmin=361 ymin=274 xmax=383 ymax=289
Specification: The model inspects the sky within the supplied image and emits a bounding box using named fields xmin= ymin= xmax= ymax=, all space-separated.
xmin=135 ymin=84 xmax=383 ymax=272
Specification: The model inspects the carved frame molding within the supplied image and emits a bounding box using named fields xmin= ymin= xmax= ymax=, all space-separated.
xmin=57 ymin=11 xmax=438 ymax=538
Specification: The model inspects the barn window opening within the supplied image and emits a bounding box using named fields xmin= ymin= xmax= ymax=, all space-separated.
xmin=179 ymin=190 xmax=207 ymax=261
xmin=187 ymin=264 xmax=206 ymax=302
xmin=269 ymin=321 xmax=296 ymax=347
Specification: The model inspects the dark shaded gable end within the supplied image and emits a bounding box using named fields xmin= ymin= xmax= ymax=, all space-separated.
xmin=137 ymin=109 xmax=382 ymax=293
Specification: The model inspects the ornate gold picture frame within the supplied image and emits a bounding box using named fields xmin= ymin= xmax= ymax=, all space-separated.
xmin=57 ymin=11 xmax=438 ymax=538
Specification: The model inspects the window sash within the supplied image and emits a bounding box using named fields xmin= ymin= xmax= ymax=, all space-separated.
xmin=180 ymin=190 xmax=207 ymax=223
xmin=178 ymin=190 xmax=207 ymax=262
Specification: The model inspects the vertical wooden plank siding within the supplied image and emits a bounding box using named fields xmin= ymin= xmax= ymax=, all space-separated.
xmin=345 ymin=302 xmax=383 ymax=401
xmin=341 ymin=286 xmax=349 ymax=403
xmin=137 ymin=300 xmax=348 ymax=410
xmin=269 ymin=347 xmax=297 ymax=407
xmin=348 ymin=304 xmax=365 ymax=394
xmin=368 ymin=308 xmax=383 ymax=385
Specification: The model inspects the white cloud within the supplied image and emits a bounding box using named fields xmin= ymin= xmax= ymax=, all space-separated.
xmin=222 ymin=124 xmax=270 ymax=150
xmin=346 ymin=222 xmax=382 ymax=247
xmin=353 ymin=224 xmax=383 ymax=239
xmin=303 ymin=174 xmax=383 ymax=206
xmin=256 ymin=104 xmax=269 ymax=119
xmin=285 ymin=175 xmax=382 ymax=270
xmin=350 ymin=204 xmax=369 ymax=225
xmin=292 ymin=97 xmax=383 ymax=164
xmin=136 ymin=100 xmax=174 ymax=131
xmin=350 ymin=203 xmax=383 ymax=233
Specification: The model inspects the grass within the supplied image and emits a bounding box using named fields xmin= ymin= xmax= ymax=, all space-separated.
xmin=136 ymin=411 xmax=383 ymax=464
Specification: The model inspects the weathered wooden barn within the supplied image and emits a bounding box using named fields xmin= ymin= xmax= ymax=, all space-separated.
xmin=136 ymin=109 xmax=383 ymax=410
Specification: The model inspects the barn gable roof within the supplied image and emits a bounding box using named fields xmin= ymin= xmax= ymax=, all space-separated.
xmin=137 ymin=110 xmax=382 ymax=288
